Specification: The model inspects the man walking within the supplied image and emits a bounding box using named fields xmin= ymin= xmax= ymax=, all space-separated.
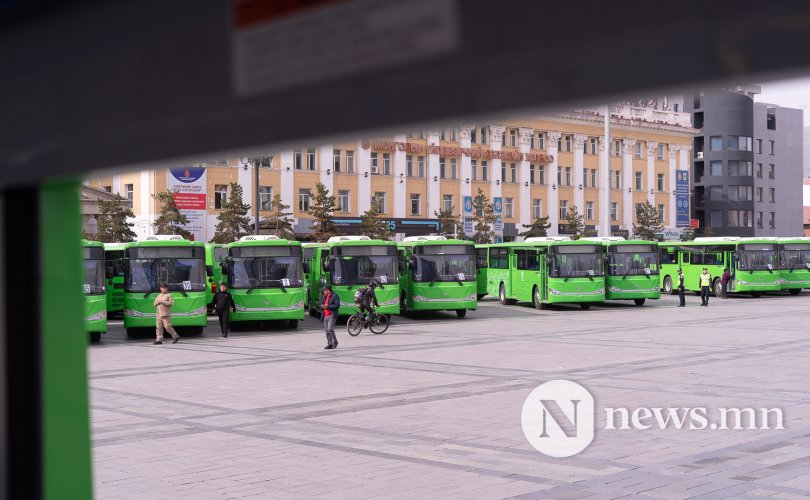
xmin=212 ymin=283 xmax=236 ymax=337
xmin=153 ymin=283 xmax=180 ymax=345
xmin=720 ymin=268 xmax=731 ymax=299
xmin=699 ymin=267 xmax=712 ymax=306
xmin=677 ymin=268 xmax=686 ymax=307
xmin=321 ymin=284 xmax=340 ymax=350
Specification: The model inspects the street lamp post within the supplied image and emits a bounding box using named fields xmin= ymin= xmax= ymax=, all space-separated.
xmin=241 ymin=154 xmax=274 ymax=235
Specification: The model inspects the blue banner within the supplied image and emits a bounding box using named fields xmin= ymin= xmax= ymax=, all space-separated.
xmin=462 ymin=196 xmax=474 ymax=234
xmin=675 ymin=170 xmax=689 ymax=227
xmin=492 ymin=197 xmax=503 ymax=215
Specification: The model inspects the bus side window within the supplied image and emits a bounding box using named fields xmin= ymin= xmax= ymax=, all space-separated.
xmin=476 ymin=248 xmax=488 ymax=269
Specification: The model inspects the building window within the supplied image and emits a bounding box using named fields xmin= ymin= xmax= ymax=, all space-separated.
xmin=559 ymin=200 xmax=568 ymax=219
xmin=346 ymin=151 xmax=355 ymax=173
xmin=565 ymin=167 xmax=572 ymax=186
xmin=539 ymin=165 xmax=546 ymax=185
xmin=471 ymin=160 xmax=478 ymax=181
xmin=590 ymin=169 xmax=596 ymax=188
xmin=709 ymin=185 xmax=723 ymax=201
xmin=756 ymin=163 xmax=762 ymax=178
xmin=614 ymin=140 xmax=622 ymax=156
xmin=557 ymin=168 xmax=562 ymax=186
xmin=406 ymin=155 xmax=414 ymax=177
xmin=727 ymin=185 xmax=753 ymax=201
xmin=657 ymin=173 xmax=664 ymax=192
xmin=769 ymin=188 xmax=775 ymax=203
xmin=419 ymin=131 xmax=425 ymax=139
xmin=440 ymin=157 xmax=447 ymax=179
xmin=470 ymin=128 xmax=477 ymax=143
xmin=710 ymin=136 xmax=723 ymax=151
xmin=214 ymin=184 xmax=228 ymax=209
xmin=728 ymin=136 xmax=753 ymax=151
xmin=383 ymin=153 xmax=392 ymax=175
xmin=613 ymin=170 xmax=621 ymax=189
xmin=769 ymin=140 xmax=775 ymax=155
xmin=510 ymin=163 xmax=517 ymax=183
xmin=727 ymin=160 xmax=752 ymax=176
xmin=418 ymin=156 xmax=425 ymax=177
xmin=565 ymin=135 xmax=572 ymax=152
xmin=769 ymin=212 xmax=775 ymax=229
xmin=442 ymin=194 xmax=453 ymax=212
xmin=756 ymin=139 xmax=762 ymax=154
xmin=373 ymin=192 xmax=387 ymax=213
xmin=410 ymin=193 xmax=420 ymax=215
xmin=124 ymin=183 xmax=134 ymax=200
xmin=306 ymin=148 xmax=316 ymax=170
xmin=450 ymin=158 xmax=458 ymax=179
xmin=756 ymin=187 xmax=763 ymax=202
xmin=103 ymin=185 xmax=112 ymax=192
xmin=768 ymin=164 xmax=775 ymax=179
xmin=509 ymin=129 xmax=517 ymax=147
xmin=502 ymin=129 xmax=507 ymax=146
xmin=332 ymin=149 xmax=341 ymax=172
xmin=585 ymin=201 xmax=594 ymax=220
xmin=481 ymin=127 xmax=488 ymax=144
xmin=298 ymin=188 xmax=311 ymax=212
xmin=657 ymin=204 xmax=665 ymax=222
xmin=259 ymin=186 xmax=273 ymax=210
xmin=727 ymin=210 xmax=753 ymax=227
xmin=538 ymin=132 xmax=545 ymax=150
xmin=532 ymin=199 xmax=542 ymax=219
xmin=450 ymin=128 xmax=457 ymax=141
xmin=482 ymin=160 xmax=489 ymax=181
xmin=657 ymin=143 xmax=665 ymax=160
xmin=504 ymin=198 xmax=514 ymax=218
xmin=583 ymin=169 xmax=588 ymax=187
xmin=756 ymin=211 xmax=763 ymax=228
xmin=709 ymin=161 xmax=723 ymax=177
xmin=710 ymin=210 xmax=724 ymax=228
xmin=590 ymin=137 xmax=598 ymax=155
xmin=530 ymin=134 xmax=535 ymax=149
xmin=371 ymin=152 xmax=379 ymax=174
xmin=529 ymin=164 xmax=535 ymax=184
xmin=610 ymin=202 xmax=618 ymax=221
xmin=439 ymin=129 xmax=446 ymax=141
xmin=294 ymin=149 xmax=302 ymax=170
xmin=337 ymin=190 xmax=350 ymax=212
xmin=634 ymin=142 xmax=642 ymax=158
xmin=635 ymin=172 xmax=643 ymax=191
xmin=501 ymin=163 xmax=507 ymax=183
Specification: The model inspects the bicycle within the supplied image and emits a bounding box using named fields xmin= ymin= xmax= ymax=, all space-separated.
xmin=347 ymin=309 xmax=390 ymax=336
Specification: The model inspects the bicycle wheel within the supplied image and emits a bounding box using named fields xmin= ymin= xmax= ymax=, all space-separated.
xmin=368 ymin=314 xmax=389 ymax=334
xmin=347 ymin=315 xmax=363 ymax=336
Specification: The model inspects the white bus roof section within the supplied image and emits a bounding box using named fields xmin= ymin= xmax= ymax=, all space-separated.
xmin=524 ymin=236 xmax=572 ymax=242
xmin=327 ymin=236 xmax=371 ymax=242
xmin=140 ymin=235 xmax=185 ymax=241
xmin=582 ymin=237 xmax=625 ymax=242
xmin=402 ymin=236 xmax=447 ymax=242
xmin=239 ymin=235 xmax=280 ymax=241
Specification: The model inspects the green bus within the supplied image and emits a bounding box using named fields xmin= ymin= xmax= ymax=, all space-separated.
xmin=478 ymin=237 xmax=605 ymax=310
xmin=204 ymin=243 xmax=228 ymax=313
xmin=659 ymin=237 xmax=782 ymax=297
xmin=123 ymin=235 xmax=208 ymax=336
xmin=103 ymin=242 xmax=126 ymax=318
xmin=222 ymin=235 xmax=305 ymax=328
xmin=583 ymin=237 xmax=660 ymax=306
xmin=397 ymin=236 xmax=477 ymax=318
xmin=475 ymin=244 xmax=490 ymax=299
xmin=778 ymin=237 xmax=810 ymax=295
xmin=304 ymin=236 xmax=400 ymax=317
xmin=83 ymin=240 xmax=107 ymax=342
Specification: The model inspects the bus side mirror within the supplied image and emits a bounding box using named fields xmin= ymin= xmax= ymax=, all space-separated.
xmin=105 ymin=266 xmax=114 ymax=279
xmin=206 ymin=265 xmax=214 ymax=277
xmin=302 ymin=261 xmax=310 ymax=274
xmin=221 ymin=262 xmax=229 ymax=276
xmin=408 ymin=255 xmax=417 ymax=268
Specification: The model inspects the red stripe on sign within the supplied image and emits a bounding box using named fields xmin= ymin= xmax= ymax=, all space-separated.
xmin=233 ymin=0 xmax=343 ymax=28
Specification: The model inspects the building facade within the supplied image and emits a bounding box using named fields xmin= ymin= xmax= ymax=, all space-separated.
xmin=88 ymin=108 xmax=696 ymax=241
xmin=686 ymin=86 xmax=804 ymax=236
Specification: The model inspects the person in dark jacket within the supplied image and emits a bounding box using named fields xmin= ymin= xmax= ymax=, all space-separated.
xmin=720 ymin=268 xmax=731 ymax=299
xmin=211 ymin=283 xmax=236 ymax=337
xmin=321 ymin=284 xmax=340 ymax=349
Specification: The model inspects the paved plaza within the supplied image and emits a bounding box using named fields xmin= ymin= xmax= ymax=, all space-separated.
xmin=90 ymin=292 xmax=810 ymax=499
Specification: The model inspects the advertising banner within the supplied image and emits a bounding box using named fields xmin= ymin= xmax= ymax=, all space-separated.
xmin=167 ymin=167 xmax=208 ymax=241
xmin=462 ymin=195 xmax=473 ymax=235
xmin=492 ymin=197 xmax=503 ymax=236
xmin=675 ymin=170 xmax=689 ymax=228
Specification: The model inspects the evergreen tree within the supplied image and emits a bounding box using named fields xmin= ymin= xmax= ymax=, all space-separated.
xmin=308 ymin=182 xmax=340 ymax=241
xmin=633 ymin=201 xmax=663 ymax=241
xmin=259 ymin=193 xmax=296 ymax=239
xmin=211 ymin=182 xmax=252 ymax=243
xmin=96 ymin=194 xmax=137 ymax=243
xmin=360 ymin=198 xmax=394 ymax=240
xmin=471 ymin=188 xmax=496 ymax=244
xmin=565 ymin=205 xmax=585 ymax=240
xmin=153 ymin=191 xmax=192 ymax=239
xmin=518 ymin=216 xmax=551 ymax=239
xmin=434 ymin=207 xmax=466 ymax=239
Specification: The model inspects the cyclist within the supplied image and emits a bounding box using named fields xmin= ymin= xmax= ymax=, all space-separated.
xmin=354 ymin=280 xmax=380 ymax=323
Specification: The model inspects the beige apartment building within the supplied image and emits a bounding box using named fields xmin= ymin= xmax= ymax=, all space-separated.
xmin=88 ymin=105 xmax=697 ymax=241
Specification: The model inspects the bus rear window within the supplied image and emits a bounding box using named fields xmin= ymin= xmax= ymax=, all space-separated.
xmin=554 ymin=245 xmax=600 ymax=254
xmin=82 ymin=247 xmax=104 ymax=260
xmin=334 ymin=245 xmax=396 ymax=256
xmin=475 ymin=248 xmax=488 ymax=268
xmin=127 ymin=247 xmax=203 ymax=259
xmin=415 ymin=245 xmax=474 ymax=255
xmin=230 ymin=246 xmax=301 ymax=258
xmin=614 ymin=244 xmax=656 ymax=253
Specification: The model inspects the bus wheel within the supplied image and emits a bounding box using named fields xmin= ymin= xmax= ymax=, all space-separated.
xmin=288 ymin=319 xmax=298 ymax=329
xmin=532 ymin=286 xmax=543 ymax=310
xmin=499 ymin=283 xmax=509 ymax=305
xmin=580 ymin=303 xmax=591 ymax=310
xmin=633 ymin=298 xmax=646 ymax=307
xmin=456 ymin=309 xmax=467 ymax=318
xmin=90 ymin=332 xmax=102 ymax=343
xmin=789 ymin=289 xmax=801 ymax=295
xmin=663 ymin=276 xmax=674 ymax=295
xmin=713 ymin=278 xmax=722 ymax=298
xmin=126 ymin=328 xmax=138 ymax=339
xmin=191 ymin=326 xmax=205 ymax=335
xmin=309 ymin=307 xmax=319 ymax=318
xmin=751 ymin=291 xmax=762 ymax=298
xmin=476 ymin=293 xmax=486 ymax=300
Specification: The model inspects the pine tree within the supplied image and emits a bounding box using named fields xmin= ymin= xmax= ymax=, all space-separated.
xmin=96 ymin=194 xmax=137 ymax=243
xmin=308 ymin=182 xmax=340 ymax=241
xmin=360 ymin=199 xmax=394 ymax=240
xmin=565 ymin=205 xmax=585 ymax=240
xmin=153 ymin=191 xmax=192 ymax=239
xmin=518 ymin=216 xmax=551 ymax=239
xmin=260 ymin=193 xmax=296 ymax=239
xmin=472 ymin=188 xmax=496 ymax=244
xmin=434 ymin=207 xmax=466 ymax=239
xmin=633 ymin=201 xmax=663 ymax=241
xmin=211 ymin=182 xmax=252 ymax=243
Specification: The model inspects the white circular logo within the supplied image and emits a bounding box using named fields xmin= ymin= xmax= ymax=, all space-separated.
xmin=521 ymin=379 xmax=595 ymax=457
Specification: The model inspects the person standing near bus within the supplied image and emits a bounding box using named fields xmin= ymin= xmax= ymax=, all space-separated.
xmin=321 ymin=284 xmax=340 ymax=349
xmin=212 ymin=283 xmax=236 ymax=338
xmin=699 ymin=268 xmax=712 ymax=306
xmin=720 ymin=268 xmax=731 ymax=299
xmin=677 ymin=268 xmax=685 ymax=307
xmin=153 ymin=283 xmax=180 ymax=345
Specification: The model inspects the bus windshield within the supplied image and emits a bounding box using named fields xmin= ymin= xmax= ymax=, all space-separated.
xmin=549 ymin=247 xmax=604 ymax=278
xmin=412 ymin=254 xmax=476 ymax=282
xmin=738 ymin=244 xmax=778 ymax=271
xmin=332 ymin=249 xmax=398 ymax=285
xmin=105 ymin=250 xmax=125 ymax=277
xmin=607 ymin=246 xmax=659 ymax=276
xmin=229 ymin=256 xmax=304 ymax=289
xmin=781 ymin=244 xmax=810 ymax=270
xmin=83 ymin=259 xmax=105 ymax=295
xmin=126 ymin=257 xmax=206 ymax=292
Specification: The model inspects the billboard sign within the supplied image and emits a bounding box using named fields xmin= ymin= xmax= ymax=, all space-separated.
xmin=462 ymin=195 xmax=474 ymax=234
xmin=167 ymin=167 xmax=207 ymax=241
xmin=675 ymin=170 xmax=689 ymax=227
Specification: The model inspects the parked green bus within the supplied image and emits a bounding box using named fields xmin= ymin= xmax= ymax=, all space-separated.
xmin=478 ymin=237 xmax=605 ymax=309
xmin=304 ymin=236 xmax=400 ymax=317
xmin=103 ymin=242 xmax=126 ymax=318
xmin=475 ymin=244 xmax=491 ymax=299
xmin=583 ymin=237 xmax=660 ymax=306
xmin=659 ymin=237 xmax=782 ymax=297
xmin=222 ymin=235 xmax=305 ymax=328
xmin=83 ymin=240 xmax=107 ymax=342
xmin=123 ymin=235 xmax=208 ymax=336
xmin=778 ymin=237 xmax=810 ymax=295
xmin=397 ymin=236 xmax=476 ymax=317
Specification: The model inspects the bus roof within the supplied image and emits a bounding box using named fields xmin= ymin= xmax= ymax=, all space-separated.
xmin=228 ymin=237 xmax=301 ymax=248
xmin=398 ymin=238 xmax=472 ymax=248
xmin=81 ymin=239 xmax=104 ymax=248
xmin=123 ymin=238 xmax=204 ymax=249
xmin=102 ymin=242 xmax=126 ymax=251
xmin=317 ymin=237 xmax=397 ymax=247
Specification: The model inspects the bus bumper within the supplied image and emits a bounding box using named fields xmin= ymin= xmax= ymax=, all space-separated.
xmin=123 ymin=307 xmax=208 ymax=328
xmin=230 ymin=292 xmax=306 ymax=322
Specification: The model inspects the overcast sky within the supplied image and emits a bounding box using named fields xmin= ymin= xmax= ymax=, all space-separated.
xmin=757 ymin=76 xmax=810 ymax=125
